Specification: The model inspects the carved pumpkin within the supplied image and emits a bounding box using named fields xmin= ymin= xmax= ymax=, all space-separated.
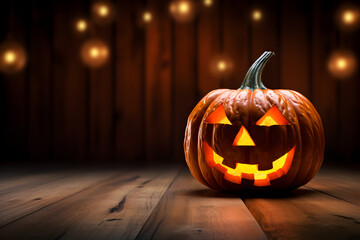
xmin=184 ymin=51 xmax=325 ymax=192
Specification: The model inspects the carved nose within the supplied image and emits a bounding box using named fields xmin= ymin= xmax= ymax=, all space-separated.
xmin=232 ymin=126 xmax=255 ymax=146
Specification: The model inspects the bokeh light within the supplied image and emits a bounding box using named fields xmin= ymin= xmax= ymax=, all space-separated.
xmin=169 ymin=0 xmax=196 ymax=23
xmin=0 ymin=41 xmax=27 ymax=74
xmin=203 ymin=0 xmax=213 ymax=7
xmin=252 ymin=9 xmax=262 ymax=21
xmin=142 ymin=11 xmax=153 ymax=23
xmin=80 ymin=39 xmax=109 ymax=68
xmin=210 ymin=55 xmax=234 ymax=77
xmin=327 ymin=50 xmax=357 ymax=79
xmin=91 ymin=1 xmax=116 ymax=25
xmin=75 ymin=19 xmax=88 ymax=33
xmin=336 ymin=5 xmax=360 ymax=31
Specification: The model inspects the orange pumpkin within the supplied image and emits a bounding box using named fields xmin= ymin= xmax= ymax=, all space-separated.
xmin=184 ymin=51 xmax=325 ymax=192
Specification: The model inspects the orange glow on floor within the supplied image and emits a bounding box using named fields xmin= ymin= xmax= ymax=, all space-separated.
xmin=256 ymin=105 xmax=289 ymax=126
xmin=204 ymin=104 xmax=232 ymax=125
xmin=203 ymin=141 xmax=296 ymax=186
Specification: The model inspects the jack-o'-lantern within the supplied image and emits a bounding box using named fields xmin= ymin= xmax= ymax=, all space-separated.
xmin=184 ymin=51 xmax=325 ymax=192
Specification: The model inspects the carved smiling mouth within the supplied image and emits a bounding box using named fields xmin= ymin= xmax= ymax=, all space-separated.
xmin=203 ymin=141 xmax=296 ymax=186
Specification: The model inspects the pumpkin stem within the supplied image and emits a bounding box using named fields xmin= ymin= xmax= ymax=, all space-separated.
xmin=239 ymin=51 xmax=275 ymax=90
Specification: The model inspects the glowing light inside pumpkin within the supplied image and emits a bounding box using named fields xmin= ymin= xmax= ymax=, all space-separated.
xmin=203 ymin=0 xmax=213 ymax=7
xmin=256 ymin=105 xmax=290 ymax=126
xmin=143 ymin=11 xmax=152 ymax=23
xmin=204 ymin=104 xmax=232 ymax=125
xmin=204 ymin=141 xmax=296 ymax=186
xmin=252 ymin=9 xmax=262 ymax=21
xmin=80 ymin=39 xmax=109 ymax=68
xmin=76 ymin=19 xmax=87 ymax=32
xmin=328 ymin=50 xmax=357 ymax=79
xmin=169 ymin=0 xmax=196 ymax=22
xmin=232 ymin=126 xmax=255 ymax=146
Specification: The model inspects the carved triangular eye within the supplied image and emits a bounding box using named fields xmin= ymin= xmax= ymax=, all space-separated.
xmin=256 ymin=105 xmax=289 ymax=126
xmin=204 ymin=104 xmax=232 ymax=125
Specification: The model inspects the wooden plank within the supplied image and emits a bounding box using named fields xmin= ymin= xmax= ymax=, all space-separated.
xmin=280 ymin=0 xmax=311 ymax=96
xmin=145 ymin=0 xmax=172 ymax=162
xmin=53 ymin=1 xmax=88 ymax=161
xmin=250 ymin=0 xmax=280 ymax=89
xmin=197 ymin=0 xmax=221 ymax=95
xmin=306 ymin=166 xmax=360 ymax=206
xmin=0 ymin=168 xmax=178 ymax=240
xmin=244 ymin=185 xmax=360 ymax=239
xmin=173 ymin=16 xmax=198 ymax=162
xmin=28 ymin=0 xmax=53 ymax=161
xmin=114 ymin=0 xmax=145 ymax=164
xmin=223 ymin=0 xmax=250 ymax=89
xmin=0 ymin=169 xmax=118 ymax=227
xmin=136 ymin=170 xmax=267 ymax=240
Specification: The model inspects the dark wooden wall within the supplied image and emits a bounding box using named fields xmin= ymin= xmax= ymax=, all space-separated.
xmin=0 ymin=0 xmax=359 ymax=164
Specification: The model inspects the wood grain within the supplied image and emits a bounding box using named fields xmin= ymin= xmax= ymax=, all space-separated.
xmin=114 ymin=0 xmax=145 ymax=164
xmin=52 ymin=1 xmax=88 ymax=161
xmin=223 ymin=0 xmax=250 ymax=89
xmin=244 ymin=175 xmax=360 ymax=239
xmin=28 ymin=1 xmax=53 ymax=161
xmin=0 ymin=169 xmax=119 ymax=227
xmin=145 ymin=0 xmax=172 ymax=163
xmin=0 ymin=168 xmax=178 ymax=240
xmin=136 ymin=170 xmax=267 ymax=240
xmin=306 ymin=166 xmax=360 ymax=206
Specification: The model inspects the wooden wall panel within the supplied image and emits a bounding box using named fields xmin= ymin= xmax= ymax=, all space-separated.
xmin=115 ymin=0 xmax=145 ymax=164
xmin=250 ymin=0 xmax=280 ymax=89
xmin=311 ymin=0 xmax=337 ymax=156
xmin=0 ymin=0 xmax=359 ymax=164
xmin=280 ymin=0 xmax=311 ymax=97
xmin=223 ymin=0 xmax=250 ymax=88
xmin=88 ymin=1 xmax=114 ymax=162
xmin=1 ymin=1 xmax=30 ymax=160
xmin=145 ymin=0 xmax=172 ymax=163
xmin=172 ymin=20 xmax=198 ymax=162
xmin=53 ymin=1 xmax=88 ymax=161
xmin=28 ymin=1 xmax=53 ymax=161
xmin=197 ymin=0 xmax=221 ymax=96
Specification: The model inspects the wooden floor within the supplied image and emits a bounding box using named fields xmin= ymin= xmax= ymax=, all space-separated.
xmin=0 ymin=165 xmax=359 ymax=240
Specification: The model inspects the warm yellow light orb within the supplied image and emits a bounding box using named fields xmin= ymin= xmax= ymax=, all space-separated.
xmin=217 ymin=60 xmax=227 ymax=71
xmin=98 ymin=5 xmax=109 ymax=17
xmin=92 ymin=2 xmax=115 ymax=25
xmin=179 ymin=1 xmax=189 ymax=14
xmin=76 ymin=19 xmax=87 ymax=32
xmin=336 ymin=58 xmax=347 ymax=70
xmin=203 ymin=0 xmax=213 ymax=7
xmin=328 ymin=50 xmax=357 ymax=79
xmin=252 ymin=9 xmax=262 ymax=21
xmin=89 ymin=47 xmax=100 ymax=58
xmin=169 ymin=0 xmax=196 ymax=22
xmin=3 ymin=51 xmax=16 ymax=64
xmin=0 ymin=41 xmax=27 ymax=74
xmin=342 ymin=10 xmax=355 ymax=24
xmin=210 ymin=55 xmax=234 ymax=77
xmin=81 ymin=39 xmax=109 ymax=68
xmin=143 ymin=11 xmax=152 ymax=23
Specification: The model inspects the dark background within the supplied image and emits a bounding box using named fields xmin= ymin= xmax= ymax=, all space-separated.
xmin=0 ymin=0 xmax=359 ymax=166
